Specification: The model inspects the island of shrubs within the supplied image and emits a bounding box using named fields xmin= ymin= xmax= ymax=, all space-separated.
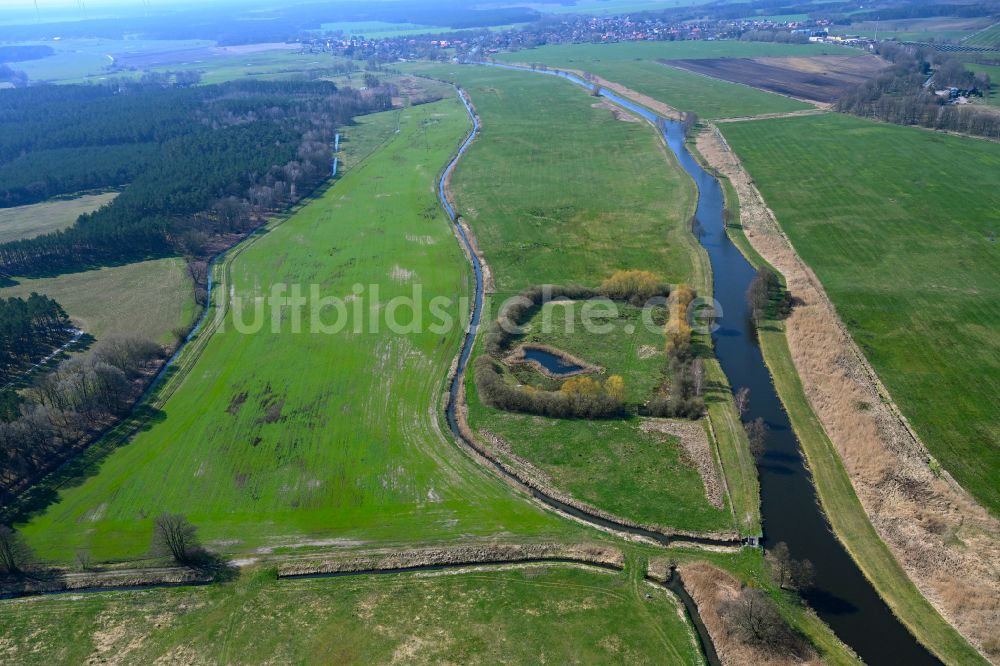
xmin=476 ymin=270 xmax=706 ymax=420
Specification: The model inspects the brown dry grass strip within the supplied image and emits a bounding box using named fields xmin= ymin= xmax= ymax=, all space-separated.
xmin=697 ymin=126 xmax=999 ymax=664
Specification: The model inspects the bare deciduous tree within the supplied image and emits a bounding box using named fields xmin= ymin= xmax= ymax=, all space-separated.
xmin=153 ymin=513 xmax=200 ymax=564
xmin=747 ymin=267 xmax=778 ymax=321
xmin=767 ymin=541 xmax=815 ymax=590
xmin=734 ymin=386 xmax=750 ymax=418
xmin=744 ymin=416 xmax=768 ymax=460
xmin=720 ymin=587 xmax=798 ymax=652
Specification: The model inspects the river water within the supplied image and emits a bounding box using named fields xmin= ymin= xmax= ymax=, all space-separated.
xmin=454 ymin=63 xmax=939 ymax=664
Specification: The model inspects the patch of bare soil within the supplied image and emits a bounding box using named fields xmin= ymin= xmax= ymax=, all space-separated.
xmin=641 ymin=419 xmax=724 ymax=509
xmin=669 ymin=55 xmax=887 ymax=104
xmin=591 ymin=100 xmax=640 ymax=122
xmin=697 ymin=126 xmax=1000 ymax=661
xmin=679 ymin=561 xmax=821 ymax=666
xmin=389 ymin=264 xmax=416 ymax=282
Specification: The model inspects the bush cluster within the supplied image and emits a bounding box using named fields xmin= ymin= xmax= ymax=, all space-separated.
xmin=599 ymin=269 xmax=669 ymax=305
xmin=483 ymin=284 xmax=597 ymax=356
xmin=474 ymin=356 xmax=624 ymax=419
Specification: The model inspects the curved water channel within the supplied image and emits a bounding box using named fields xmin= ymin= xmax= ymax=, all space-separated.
xmin=442 ymin=64 xmax=939 ymax=664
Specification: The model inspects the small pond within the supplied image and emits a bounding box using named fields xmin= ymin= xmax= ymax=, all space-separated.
xmin=522 ymin=347 xmax=585 ymax=376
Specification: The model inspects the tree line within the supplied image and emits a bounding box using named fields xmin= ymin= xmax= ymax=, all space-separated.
xmin=645 ymin=283 xmax=706 ymax=419
xmin=0 ymin=335 xmax=162 ymax=502
xmin=0 ymin=293 xmax=72 ymax=384
xmin=835 ymin=42 xmax=1000 ymax=140
xmin=0 ymin=78 xmax=394 ymax=275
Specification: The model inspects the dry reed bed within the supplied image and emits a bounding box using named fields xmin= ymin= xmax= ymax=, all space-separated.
xmin=276 ymin=542 xmax=624 ymax=577
xmin=678 ymin=561 xmax=821 ymax=666
xmin=1 ymin=566 xmax=211 ymax=597
xmin=697 ymin=127 xmax=1000 ymax=660
xmin=641 ymin=419 xmax=725 ymax=509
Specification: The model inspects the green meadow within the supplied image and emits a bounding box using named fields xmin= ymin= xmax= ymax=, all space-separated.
xmin=720 ymin=113 xmax=1000 ymax=515
xmin=965 ymin=62 xmax=1000 ymax=106
xmin=494 ymin=42 xmax=856 ymax=118
xmin=965 ymin=22 xmax=1000 ymax=48
xmin=471 ymin=302 xmax=735 ymax=533
xmin=0 ymin=258 xmax=195 ymax=347
xmin=0 ymin=565 xmax=702 ymax=664
xmin=16 ymin=98 xmax=574 ymax=563
xmin=405 ymin=63 xmax=751 ymax=533
xmin=405 ymin=63 xmax=699 ymax=290
xmin=0 ymin=192 xmax=116 ymax=244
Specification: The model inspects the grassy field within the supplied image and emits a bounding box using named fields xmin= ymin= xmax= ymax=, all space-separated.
xmin=406 ymin=63 xmax=699 ymax=290
xmin=965 ymin=22 xmax=1000 ymax=48
xmin=966 ymin=62 xmax=1000 ymax=106
xmin=7 ymin=38 xmax=214 ymax=83
xmin=716 ymin=197 xmax=987 ymax=666
xmin=494 ymin=42 xmax=859 ymax=118
xmin=834 ymin=17 xmax=994 ymax=42
xmin=4 ymin=38 xmax=349 ymax=86
xmin=15 ymin=98 xmax=576 ymax=564
xmin=529 ymin=0 xmax=721 ymax=15
xmin=0 ymin=565 xmax=703 ymax=664
xmin=403 ymin=63 xmax=755 ymax=534
xmin=470 ymin=302 xmax=735 ymax=533
xmin=0 ymin=192 xmax=116 ymax=243
xmin=315 ymin=20 xmax=531 ymax=38
xmin=0 ymin=258 xmax=195 ymax=346
xmin=719 ymin=113 xmax=1000 ymax=516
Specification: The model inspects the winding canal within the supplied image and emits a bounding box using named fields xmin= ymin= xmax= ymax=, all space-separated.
xmin=442 ymin=64 xmax=939 ymax=664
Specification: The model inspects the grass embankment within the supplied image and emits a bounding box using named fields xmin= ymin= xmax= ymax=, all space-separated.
xmin=719 ymin=113 xmax=1000 ymax=517
xmin=493 ymin=42 xmax=857 ymax=118
xmin=403 ymin=62 xmax=757 ymax=535
xmin=0 ymin=257 xmax=195 ymax=346
xmin=0 ymin=565 xmax=703 ymax=664
xmin=0 ymin=192 xmax=117 ymax=243
xmin=702 ymin=126 xmax=989 ymax=666
xmin=16 ymin=98 xmax=577 ymax=563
